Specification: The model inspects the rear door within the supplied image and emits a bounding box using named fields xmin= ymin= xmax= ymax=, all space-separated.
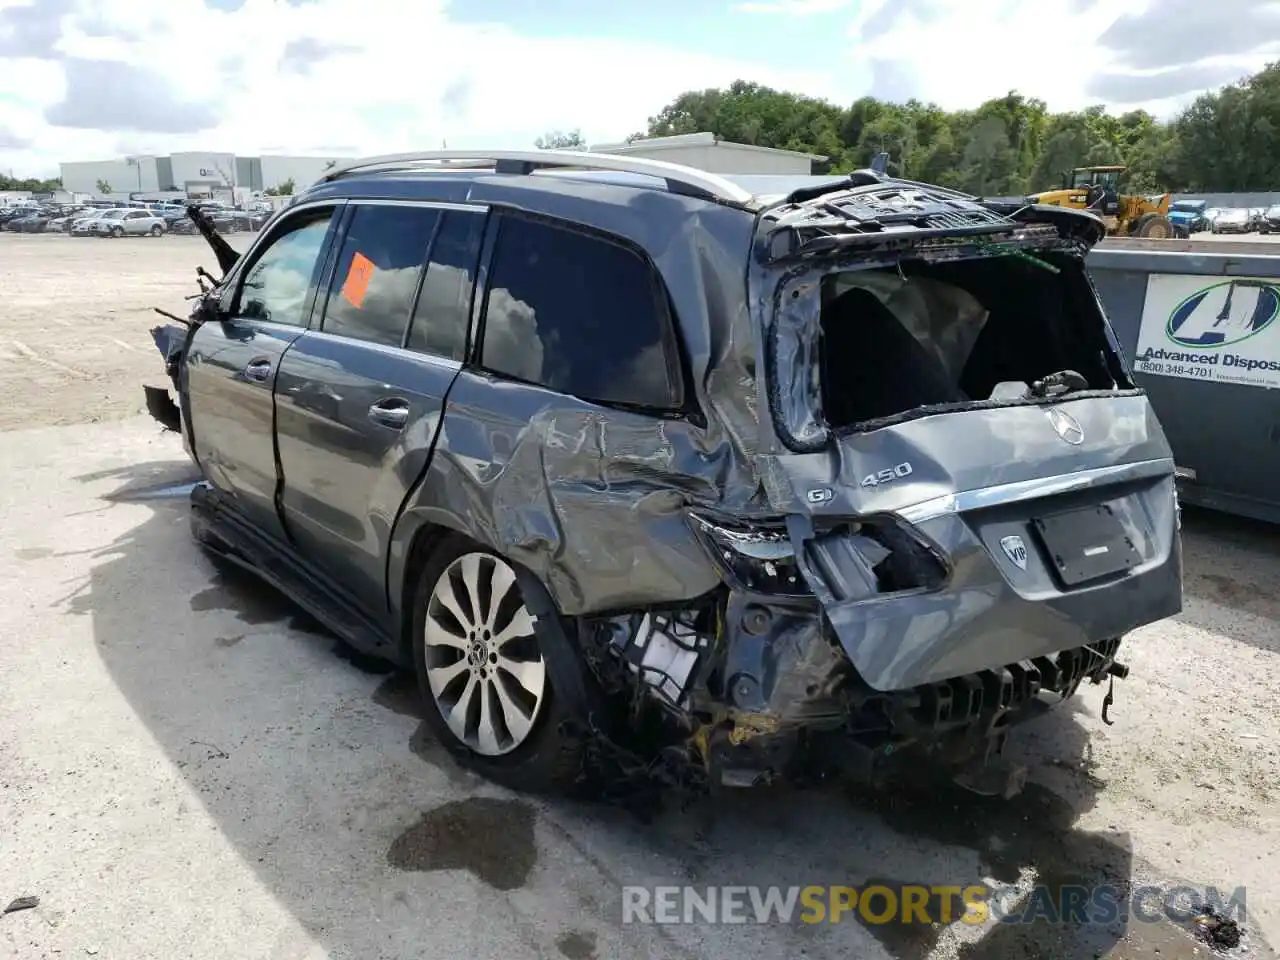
xmin=274 ymin=200 xmax=486 ymax=615
xmin=185 ymin=203 xmax=340 ymax=542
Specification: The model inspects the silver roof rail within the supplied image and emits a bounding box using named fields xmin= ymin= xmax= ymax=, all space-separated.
xmin=318 ymin=149 xmax=755 ymax=205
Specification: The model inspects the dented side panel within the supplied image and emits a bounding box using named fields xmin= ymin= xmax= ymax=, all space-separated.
xmin=386 ymin=186 xmax=767 ymax=619
xmin=388 ymin=374 xmax=730 ymax=615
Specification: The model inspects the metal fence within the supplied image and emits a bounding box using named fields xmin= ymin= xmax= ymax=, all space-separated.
xmin=1170 ymin=192 xmax=1280 ymax=208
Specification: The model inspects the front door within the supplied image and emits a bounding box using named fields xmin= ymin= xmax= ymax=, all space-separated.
xmin=185 ymin=204 xmax=340 ymax=541
xmin=274 ymin=201 xmax=486 ymax=615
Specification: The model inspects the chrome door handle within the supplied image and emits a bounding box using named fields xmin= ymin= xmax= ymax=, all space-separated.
xmin=368 ymin=398 xmax=410 ymax=430
xmin=243 ymin=358 xmax=273 ymax=382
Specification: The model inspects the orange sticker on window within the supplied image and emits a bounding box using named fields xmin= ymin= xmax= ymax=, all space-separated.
xmin=340 ymin=251 xmax=375 ymax=309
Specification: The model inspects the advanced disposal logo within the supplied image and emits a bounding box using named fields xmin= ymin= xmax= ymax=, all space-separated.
xmin=1134 ymin=274 xmax=1280 ymax=388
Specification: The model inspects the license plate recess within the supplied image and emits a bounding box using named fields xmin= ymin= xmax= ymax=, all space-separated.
xmin=1031 ymin=505 xmax=1139 ymax=586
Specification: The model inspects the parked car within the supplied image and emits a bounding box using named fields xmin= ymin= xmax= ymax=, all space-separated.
xmin=145 ymin=152 xmax=1183 ymax=795
xmin=222 ymin=211 xmax=258 ymax=231
xmin=94 ymin=208 xmax=167 ymax=237
xmin=49 ymin=208 xmax=94 ymax=232
xmin=1211 ymin=207 xmax=1252 ymax=234
xmin=1167 ymin=199 xmax=1209 ymax=236
xmin=72 ymin=209 xmax=128 ymax=235
xmin=5 ymin=211 xmax=53 ymax=232
xmin=206 ymin=211 xmax=242 ymax=233
xmin=1259 ymin=205 xmax=1280 ymax=234
xmin=0 ymin=203 xmax=42 ymax=223
xmin=166 ymin=216 xmax=197 ymax=235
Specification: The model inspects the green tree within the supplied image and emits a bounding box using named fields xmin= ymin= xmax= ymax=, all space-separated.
xmin=95 ymin=179 xmax=112 ymax=194
xmin=0 ymin=174 xmax=60 ymax=192
xmin=637 ymin=61 xmax=1280 ymax=196
xmin=264 ymin=178 xmax=296 ymax=196
xmin=535 ymin=129 xmax=585 ymax=149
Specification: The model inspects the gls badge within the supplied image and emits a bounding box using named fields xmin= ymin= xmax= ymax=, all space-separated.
xmin=999 ymin=535 xmax=1029 ymax=571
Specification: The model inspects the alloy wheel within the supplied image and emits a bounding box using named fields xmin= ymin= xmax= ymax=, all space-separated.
xmin=422 ymin=552 xmax=547 ymax=756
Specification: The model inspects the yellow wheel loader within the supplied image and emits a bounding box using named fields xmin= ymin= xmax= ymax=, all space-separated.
xmin=1028 ymin=165 xmax=1175 ymax=239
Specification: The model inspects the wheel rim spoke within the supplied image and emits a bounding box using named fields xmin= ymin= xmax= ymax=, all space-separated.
xmin=459 ymin=553 xmax=485 ymax=626
xmin=427 ymin=656 xmax=468 ymax=693
xmin=433 ymin=578 xmax=473 ymax=634
xmin=486 ymin=561 xmax=516 ymax=629
xmin=424 ymin=615 xmax=468 ymax=650
xmin=493 ymin=674 xmax=534 ymax=744
xmin=475 ymin=681 xmax=500 ymax=755
xmin=493 ymin=606 xmax=535 ymax=647
xmin=446 ymin=673 xmax=477 ymax=742
xmin=497 ymin=654 xmax=545 ymax=699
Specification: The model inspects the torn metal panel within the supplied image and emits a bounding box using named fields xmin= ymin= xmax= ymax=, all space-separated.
xmin=791 ymin=484 xmax=1181 ymax=691
xmin=185 ymin=204 xmax=240 ymax=276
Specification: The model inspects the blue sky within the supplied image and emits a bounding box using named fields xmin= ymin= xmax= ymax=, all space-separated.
xmin=1 ymin=0 xmax=1277 ymax=177
xmin=446 ymin=0 xmax=839 ymax=63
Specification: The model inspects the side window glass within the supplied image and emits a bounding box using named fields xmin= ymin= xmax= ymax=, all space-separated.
xmin=480 ymin=217 xmax=680 ymax=409
xmin=322 ymin=204 xmax=440 ymax=347
xmin=407 ymin=210 xmax=485 ymax=362
xmin=236 ymin=211 xmax=334 ymax=326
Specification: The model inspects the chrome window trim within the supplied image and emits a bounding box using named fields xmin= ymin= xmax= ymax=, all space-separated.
xmin=296 ymin=328 xmax=465 ymax=371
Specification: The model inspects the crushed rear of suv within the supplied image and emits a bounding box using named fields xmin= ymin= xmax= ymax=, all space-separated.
xmin=146 ymin=158 xmax=1182 ymax=799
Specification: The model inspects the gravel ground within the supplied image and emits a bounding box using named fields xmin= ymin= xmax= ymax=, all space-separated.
xmin=0 ymin=231 xmax=1277 ymax=960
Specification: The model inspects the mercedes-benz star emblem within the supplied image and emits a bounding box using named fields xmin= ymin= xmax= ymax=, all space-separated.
xmin=1046 ymin=408 xmax=1084 ymax=445
xmin=999 ymin=535 xmax=1028 ymax=571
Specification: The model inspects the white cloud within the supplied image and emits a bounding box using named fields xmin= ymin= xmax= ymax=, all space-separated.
xmin=847 ymin=0 xmax=1278 ymax=115
xmin=0 ymin=0 xmax=852 ymax=177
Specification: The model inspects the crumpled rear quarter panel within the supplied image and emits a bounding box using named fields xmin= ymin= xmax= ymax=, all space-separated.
xmin=388 ymin=187 xmax=769 ymax=616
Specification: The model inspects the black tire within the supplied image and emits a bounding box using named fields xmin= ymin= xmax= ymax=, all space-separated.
xmin=111 ymin=226 xmax=124 ymax=238
xmin=1132 ymin=213 xmax=1173 ymax=239
xmin=411 ymin=534 xmax=584 ymax=793
xmin=151 ymin=224 xmax=163 ymax=237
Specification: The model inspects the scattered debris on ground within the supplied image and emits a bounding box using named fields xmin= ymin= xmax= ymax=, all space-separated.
xmin=1194 ymin=908 xmax=1243 ymax=949
xmin=3 ymin=895 xmax=39 ymax=915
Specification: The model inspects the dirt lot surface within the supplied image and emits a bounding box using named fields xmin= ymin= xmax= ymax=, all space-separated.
xmin=0 ymin=233 xmax=252 ymax=431
xmin=1 ymin=234 xmax=1278 ymax=960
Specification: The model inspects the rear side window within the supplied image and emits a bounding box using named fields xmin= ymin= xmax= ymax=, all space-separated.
xmin=321 ymin=204 xmax=440 ymax=347
xmin=406 ymin=210 xmax=485 ymax=362
xmin=479 ymin=216 xmax=681 ymax=410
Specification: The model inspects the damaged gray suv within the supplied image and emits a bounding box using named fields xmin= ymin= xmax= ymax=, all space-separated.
xmin=146 ymin=150 xmax=1182 ymax=796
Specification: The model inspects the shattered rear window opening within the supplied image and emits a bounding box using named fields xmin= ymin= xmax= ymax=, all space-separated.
xmin=767 ymin=238 xmax=1136 ymax=448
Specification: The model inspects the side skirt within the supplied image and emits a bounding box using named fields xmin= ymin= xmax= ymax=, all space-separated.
xmin=190 ymin=482 xmax=402 ymax=665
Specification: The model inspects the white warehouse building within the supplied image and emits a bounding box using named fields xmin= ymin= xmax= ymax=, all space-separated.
xmin=590 ymin=132 xmax=826 ymax=175
xmin=59 ymin=152 xmax=353 ymax=199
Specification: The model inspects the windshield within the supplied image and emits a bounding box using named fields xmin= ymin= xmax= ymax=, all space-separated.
xmin=1171 ymin=201 xmax=1203 ymax=212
